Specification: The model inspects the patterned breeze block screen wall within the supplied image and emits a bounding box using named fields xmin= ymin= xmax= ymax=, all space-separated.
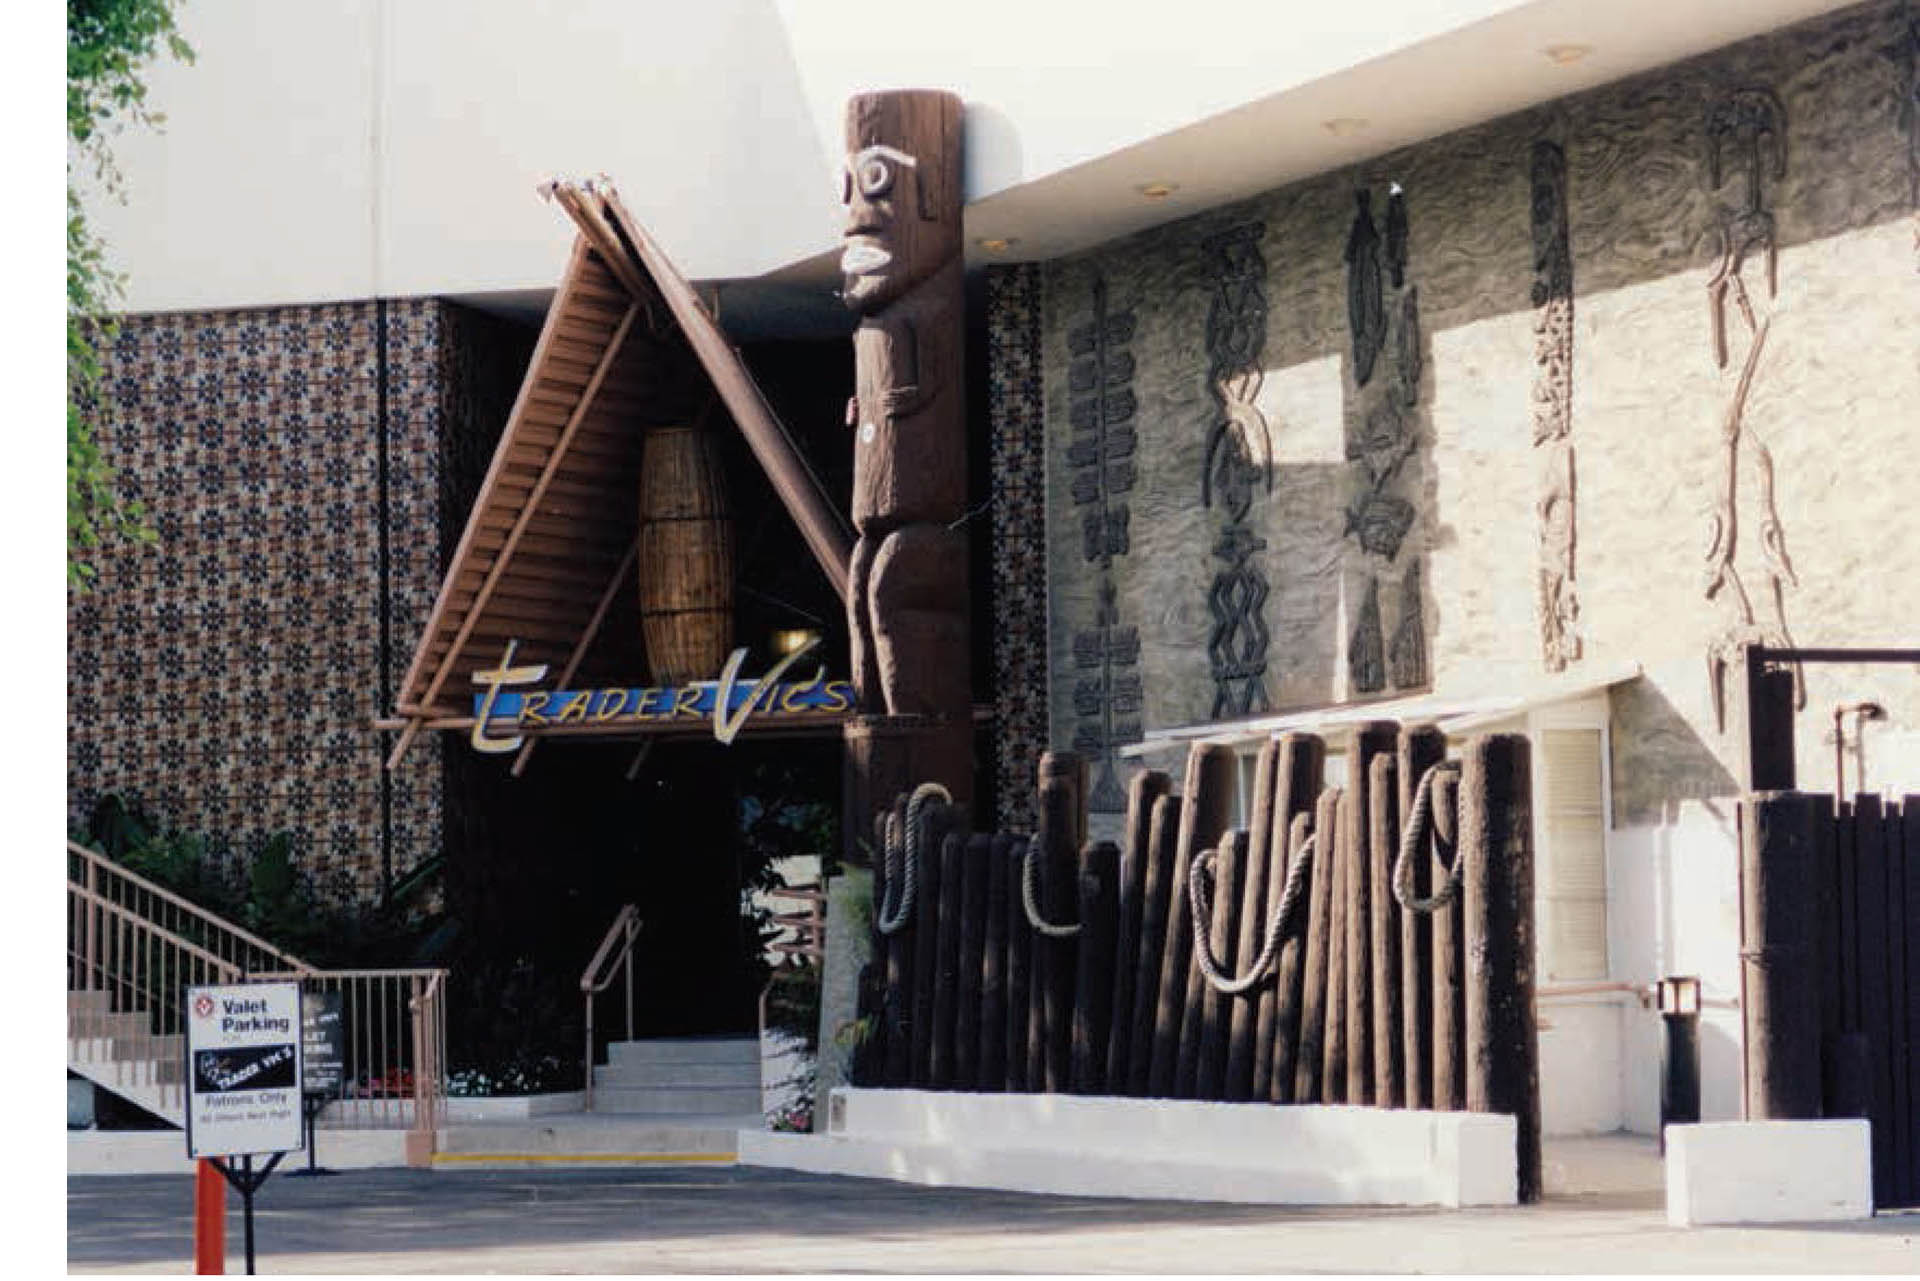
xmin=68 ymin=299 xmax=530 ymax=903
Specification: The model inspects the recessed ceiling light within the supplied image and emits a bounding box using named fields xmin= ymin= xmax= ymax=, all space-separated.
xmin=1544 ymin=43 xmax=1593 ymax=65
xmin=1135 ymin=181 xmax=1179 ymax=200
xmin=1322 ymin=117 xmax=1370 ymax=137
xmin=976 ymin=237 xmax=1019 ymax=252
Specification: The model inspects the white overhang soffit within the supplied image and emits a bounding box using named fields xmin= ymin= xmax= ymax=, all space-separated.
xmin=1121 ymin=660 xmax=1642 ymax=757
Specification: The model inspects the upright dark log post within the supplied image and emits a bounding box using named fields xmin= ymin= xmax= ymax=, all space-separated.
xmin=1194 ymin=831 xmax=1249 ymax=1099
xmin=1345 ymin=721 xmax=1399 ymax=1104
xmin=1432 ymin=768 xmax=1465 ymax=1110
xmin=1035 ymin=753 xmax=1086 ymax=1092
xmin=1369 ymin=753 xmax=1404 ymax=1108
xmin=951 ymin=833 xmax=991 ymax=1091
xmin=1461 ymin=733 xmax=1541 ymax=1205
xmin=1253 ymin=735 xmax=1325 ymax=1101
xmin=1853 ymin=794 xmax=1895 ymax=1203
xmin=1003 ymin=834 xmax=1032 ymax=1092
xmin=1398 ymin=725 xmax=1445 ymax=1110
xmin=1295 ymin=787 xmax=1343 ymax=1104
xmin=1739 ymin=791 xmax=1823 ymax=1122
xmin=909 ymin=800 xmax=955 ymax=1086
xmin=1322 ymin=788 xmax=1350 ymax=1103
xmin=881 ymin=798 xmax=914 ymax=1086
xmin=1109 ymin=771 xmax=1172 ymax=1094
xmin=1073 ymin=841 xmax=1121 ymax=1094
xmin=839 ymin=89 xmax=973 ymax=876
xmin=1157 ymin=745 xmax=1237 ymax=1097
xmin=978 ymin=832 xmax=1013 ymax=1092
xmin=1226 ymin=741 xmax=1282 ymax=1101
xmin=1129 ymin=793 xmax=1184 ymax=1095
xmin=1270 ymin=811 xmax=1316 ymax=1102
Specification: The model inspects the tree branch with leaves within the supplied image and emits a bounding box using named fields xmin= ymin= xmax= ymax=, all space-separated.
xmin=67 ymin=0 xmax=192 ymax=589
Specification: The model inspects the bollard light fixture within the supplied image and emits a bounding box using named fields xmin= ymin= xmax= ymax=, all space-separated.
xmin=1658 ymin=975 xmax=1701 ymax=1017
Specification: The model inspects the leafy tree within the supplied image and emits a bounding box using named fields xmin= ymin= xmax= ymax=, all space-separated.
xmin=67 ymin=0 xmax=192 ymax=589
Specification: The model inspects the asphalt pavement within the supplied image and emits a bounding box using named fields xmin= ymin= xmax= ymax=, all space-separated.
xmin=67 ymin=1160 xmax=1920 ymax=1274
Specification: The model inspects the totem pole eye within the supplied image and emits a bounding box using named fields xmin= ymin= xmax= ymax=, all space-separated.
xmin=859 ymin=158 xmax=893 ymax=196
xmin=839 ymin=167 xmax=852 ymax=205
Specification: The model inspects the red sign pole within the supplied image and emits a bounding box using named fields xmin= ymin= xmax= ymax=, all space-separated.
xmin=193 ymin=1157 xmax=226 ymax=1275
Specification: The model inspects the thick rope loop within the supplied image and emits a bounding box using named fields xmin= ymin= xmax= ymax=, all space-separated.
xmin=1391 ymin=760 xmax=1463 ymax=914
xmin=874 ymin=782 xmax=950 ymax=936
xmin=1021 ymin=834 xmax=1082 ymax=938
xmin=1190 ymin=832 xmax=1317 ymax=995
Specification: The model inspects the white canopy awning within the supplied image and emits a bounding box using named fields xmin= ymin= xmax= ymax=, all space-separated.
xmin=1119 ymin=660 xmax=1642 ymax=759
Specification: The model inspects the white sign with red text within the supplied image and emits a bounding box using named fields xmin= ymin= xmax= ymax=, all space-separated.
xmin=184 ymin=982 xmax=304 ymax=1159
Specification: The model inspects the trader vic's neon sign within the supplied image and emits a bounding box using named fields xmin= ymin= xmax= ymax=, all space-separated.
xmin=468 ymin=637 xmax=852 ymax=754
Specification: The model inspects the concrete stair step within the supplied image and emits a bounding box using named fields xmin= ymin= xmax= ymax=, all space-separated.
xmin=68 ymin=1011 xmax=151 ymax=1041
xmin=594 ymin=1060 xmax=761 ymax=1090
xmin=432 ymin=1119 xmax=748 ymax=1170
xmin=68 ymin=990 xmax=113 ymax=1014
xmin=606 ymin=1037 xmax=759 ymax=1069
xmin=590 ymin=1084 xmax=762 ymax=1115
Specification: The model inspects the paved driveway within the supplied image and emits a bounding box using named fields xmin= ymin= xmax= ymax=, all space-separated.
xmin=68 ymin=1164 xmax=1919 ymax=1274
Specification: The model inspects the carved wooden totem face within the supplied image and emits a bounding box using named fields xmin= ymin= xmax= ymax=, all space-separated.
xmin=839 ymin=91 xmax=963 ymax=314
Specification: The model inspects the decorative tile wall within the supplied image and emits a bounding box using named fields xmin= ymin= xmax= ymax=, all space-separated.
xmin=68 ymin=297 xmax=529 ymax=904
xmin=984 ymin=265 xmax=1051 ymax=836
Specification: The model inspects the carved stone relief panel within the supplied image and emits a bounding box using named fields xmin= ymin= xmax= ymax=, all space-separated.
xmin=1530 ymin=139 xmax=1581 ymax=672
xmin=1200 ymin=223 xmax=1274 ymax=720
xmin=1343 ymin=185 xmax=1429 ymax=694
xmin=1699 ymin=86 xmax=1802 ymax=731
xmin=1068 ymin=276 xmax=1144 ymax=811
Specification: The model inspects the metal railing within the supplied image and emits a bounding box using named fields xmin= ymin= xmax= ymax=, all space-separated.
xmin=67 ymin=842 xmax=448 ymax=1146
xmin=580 ymin=904 xmax=640 ymax=1110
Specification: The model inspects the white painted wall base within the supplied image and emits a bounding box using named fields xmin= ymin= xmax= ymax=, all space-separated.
xmin=1665 ymin=1121 xmax=1872 ymax=1225
xmin=738 ymin=1088 xmax=1516 ymax=1207
xmin=68 ymin=1128 xmax=409 ymax=1176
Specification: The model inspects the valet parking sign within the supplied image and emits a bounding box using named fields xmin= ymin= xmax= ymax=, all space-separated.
xmin=185 ymin=982 xmax=304 ymax=1159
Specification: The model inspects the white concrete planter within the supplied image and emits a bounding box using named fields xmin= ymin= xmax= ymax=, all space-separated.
xmin=1665 ymin=1120 xmax=1873 ymax=1225
xmin=741 ymin=1087 xmax=1517 ymax=1207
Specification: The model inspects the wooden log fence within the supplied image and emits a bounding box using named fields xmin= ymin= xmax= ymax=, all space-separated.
xmin=1743 ymin=789 xmax=1919 ymax=1211
xmin=850 ymin=728 xmax=1543 ymax=1202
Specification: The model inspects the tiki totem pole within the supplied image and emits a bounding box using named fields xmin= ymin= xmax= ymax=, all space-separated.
xmin=839 ymin=91 xmax=974 ymax=823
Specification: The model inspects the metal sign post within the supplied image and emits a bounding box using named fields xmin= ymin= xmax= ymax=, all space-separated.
xmin=184 ymin=981 xmax=304 ymax=1275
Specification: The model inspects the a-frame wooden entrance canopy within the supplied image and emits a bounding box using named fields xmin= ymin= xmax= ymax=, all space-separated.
xmin=382 ymin=179 xmax=854 ymax=772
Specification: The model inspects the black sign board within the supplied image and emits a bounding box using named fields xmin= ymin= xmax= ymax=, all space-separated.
xmin=301 ymin=990 xmax=345 ymax=1094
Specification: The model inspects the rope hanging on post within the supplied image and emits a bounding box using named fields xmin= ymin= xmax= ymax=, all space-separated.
xmin=874 ymin=782 xmax=950 ymax=936
xmin=1191 ymin=832 xmax=1317 ymax=995
xmin=1021 ymin=834 xmax=1082 ymax=938
xmin=1392 ymin=760 xmax=1463 ymax=913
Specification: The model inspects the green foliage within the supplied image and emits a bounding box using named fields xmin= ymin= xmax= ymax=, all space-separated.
xmin=80 ymin=794 xmax=443 ymax=970
xmin=67 ymin=0 xmax=192 ymax=589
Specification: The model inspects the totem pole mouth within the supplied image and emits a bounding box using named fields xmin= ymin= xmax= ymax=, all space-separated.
xmin=840 ymin=240 xmax=892 ymax=276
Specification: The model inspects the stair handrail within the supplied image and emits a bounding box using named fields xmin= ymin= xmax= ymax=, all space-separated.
xmin=68 ymin=840 xmax=316 ymax=979
xmin=69 ymin=844 xmax=450 ymax=1151
xmin=579 ymin=903 xmax=640 ymax=1110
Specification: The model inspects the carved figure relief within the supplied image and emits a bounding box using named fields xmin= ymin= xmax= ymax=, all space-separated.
xmin=1698 ymin=88 xmax=1802 ymax=731
xmin=1529 ymin=139 xmax=1581 ymax=672
xmin=1072 ymin=581 xmax=1144 ymax=813
xmin=1343 ymin=184 xmax=1428 ymax=692
xmin=1345 ymin=191 xmax=1387 ymax=386
xmin=1200 ymin=223 xmax=1274 ymax=720
xmin=841 ymin=91 xmax=969 ymax=733
xmin=1067 ymin=277 xmax=1143 ymax=811
xmin=1349 ymin=576 xmax=1385 ymax=695
xmin=1389 ymin=562 xmax=1427 ymax=690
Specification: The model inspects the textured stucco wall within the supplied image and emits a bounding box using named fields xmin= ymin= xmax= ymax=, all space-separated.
xmin=1035 ymin=0 xmax=1919 ymax=825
